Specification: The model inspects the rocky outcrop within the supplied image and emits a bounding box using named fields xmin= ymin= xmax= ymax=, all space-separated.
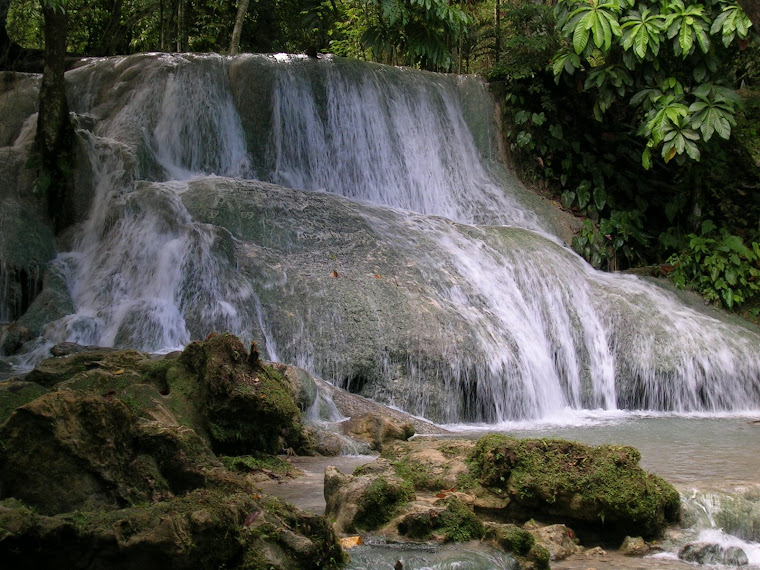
xmin=0 ymin=334 xmax=345 ymax=568
xmin=469 ymin=434 xmax=681 ymax=539
xmin=323 ymin=436 xmax=680 ymax=568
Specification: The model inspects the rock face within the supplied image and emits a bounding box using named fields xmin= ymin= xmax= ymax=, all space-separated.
xmin=0 ymin=334 xmax=345 ymax=569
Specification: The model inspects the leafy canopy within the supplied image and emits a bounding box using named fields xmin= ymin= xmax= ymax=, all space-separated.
xmin=552 ymin=0 xmax=752 ymax=168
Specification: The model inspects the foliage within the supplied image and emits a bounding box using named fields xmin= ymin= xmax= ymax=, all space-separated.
xmin=552 ymin=0 xmax=752 ymax=168
xmin=667 ymin=220 xmax=760 ymax=309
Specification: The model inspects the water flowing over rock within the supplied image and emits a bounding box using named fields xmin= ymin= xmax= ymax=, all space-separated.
xmin=2 ymin=53 xmax=760 ymax=422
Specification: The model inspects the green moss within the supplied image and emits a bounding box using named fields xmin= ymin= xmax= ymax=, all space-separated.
xmin=469 ymin=434 xmax=681 ymax=539
xmin=483 ymin=524 xmax=535 ymax=555
xmin=398 ymin=497 xmax=484 ymax=542
xmin=0 ymin=381 xmax=49 ymax=424
xmin=437 ymin=497 xmax=484 ymax=542
xmin=528 ymin=544 xmax=551 ymax=570
xmin=355 ymin=476 xmax=415 ymax=530
xmin=391 ymin=457 xmax=450 ymax=491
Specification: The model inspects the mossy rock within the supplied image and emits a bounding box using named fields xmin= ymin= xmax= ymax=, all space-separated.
xmin=398 ymin=496 xmax=484 ymax=542
xmin=0 ymin=380 xmax=49 ymax=424
xmin=469 ymin=434 xmax=680 ymax=539
xmin=176 ymin=333 xmax=307 ymax=455
xmin=483 ymin=523 xmax=535 ymax=556
xmin=355 ymin=476 xmax=416 ymax=530
xmin=0 ymin=390 xmax=225 ymax=515
xmin=0 ymin=489 xmax=345 ymax=570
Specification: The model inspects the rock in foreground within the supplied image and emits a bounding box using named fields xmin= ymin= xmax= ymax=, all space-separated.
xmin=0 ymin=334 xmax=345 ymax=569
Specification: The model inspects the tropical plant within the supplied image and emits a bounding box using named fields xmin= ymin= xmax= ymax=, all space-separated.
xmin=552 ymin=0 xmax=752 ymax=168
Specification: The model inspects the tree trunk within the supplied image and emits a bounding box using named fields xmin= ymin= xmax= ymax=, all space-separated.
xmin=96 ymin=0 xmax=125 ymax=56
xmin=229 ymin=0 xmax=250 ymax=55
xmin=37 ymin=3 xmax=74 ymax=233
xmin=494 ymin=0 xmax=501 ymax=65
xmin=737 ymin=0 xmax=760 ymax=29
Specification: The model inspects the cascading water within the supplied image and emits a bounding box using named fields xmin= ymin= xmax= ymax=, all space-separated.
xmin=11 ymin=52 xmax=760 ymax=424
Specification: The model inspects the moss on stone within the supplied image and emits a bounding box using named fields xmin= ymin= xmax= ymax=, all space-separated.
xmin=483 ymin=523 xmax=535 ymax=556
xmin=0 ymin=381 xmax=49 ymax=424
xmin=469 ymin=434 xmax=680 ymax=539
xmin=354 ymin=476 xmax=415 ymax=531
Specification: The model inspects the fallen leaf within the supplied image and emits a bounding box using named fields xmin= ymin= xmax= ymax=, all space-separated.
xmin=435 ymin=492 xmax=447 ymax=498
xmin=244 ymin=511 xmax=260 ymax=526
xmin=331 ymin=270 xmax=339 ymax=278
xmin=339 ymin=536 xmax=363 ymax=549
xmin=113 ymin=368 xmax=125 ymax=375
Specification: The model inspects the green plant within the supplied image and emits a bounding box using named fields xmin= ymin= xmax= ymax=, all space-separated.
xmin=668 ymin=220 xmax=760 ymax=308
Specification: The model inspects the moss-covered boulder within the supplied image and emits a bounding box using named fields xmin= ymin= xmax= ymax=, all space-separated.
xmin=398 ymin=496 xmax=484 ymax=542
xmin=324 ymin=460 xmax=415 ymax=533
xmin=469 ymin=434 xmax=680 ymax=539
xmin=171 ymin=333 xmax=308 ymax=454
xmin=0 ymin=390 xmax=221 ymax=515
xmin=0 ymin=490 xmax=346 ymax=570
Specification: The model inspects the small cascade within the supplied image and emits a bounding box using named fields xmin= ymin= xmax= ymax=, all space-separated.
xmin=266 ymin=57 xmax=542 ymax=230
xmin=677 ymin=488 xmax=760 ymax=566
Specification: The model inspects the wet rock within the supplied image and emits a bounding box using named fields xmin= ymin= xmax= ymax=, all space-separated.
xmin=324 ymin=460 xmax=415 ymax=533
xmin=679 ymin=542 xmax=749 ymax=566
xmin=397 ymin=496 xmax=484 ymax=542
xmin=0 ymin=490 xmax=345 ymax=570
xmin=469 ymin=434 xmax=681 ymax=540
xmin=340 ymin=412 xmax=414 ymax=451
xmin=269 ymin=361 xmax=318 ymax=412
xmin=526 ymin=523 xmax=581 ymax=560
xmin=619 ymin=535 xmax=650 ymax=556
xmin=0 ymin=324 xmax=31 ymax=356
xmin=175 ymin=333 xmax=307 ymax=455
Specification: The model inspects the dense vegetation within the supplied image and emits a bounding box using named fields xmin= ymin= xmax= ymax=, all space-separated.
xmin=1 ymin=0 xmax=759 ymax=312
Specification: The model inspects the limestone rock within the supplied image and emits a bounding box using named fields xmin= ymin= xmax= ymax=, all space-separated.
xmin=527 ymin=523 xmax=581 ymax=560
xmin=620 ymin=535 xmax=650 ymax=556
xmin=469 ymin=434 xmax=681 ymax=539
xmin=0 ymin=390 xmax=220 ymax=515
xmin=340 ymin=412 xmax=414 ymax=451
xmin=324 ymin=460 xmax=415 ymax=533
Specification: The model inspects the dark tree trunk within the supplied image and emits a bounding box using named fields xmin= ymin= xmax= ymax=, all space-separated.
xmin=96 ymin=0 xmax=125 ymax=56
xmin=36 ymin=3 xmax=74 ymax=233
xmin=737 ymin=0 xmax=760 ymax=29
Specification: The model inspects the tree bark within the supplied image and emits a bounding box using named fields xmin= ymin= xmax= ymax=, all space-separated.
xmin=229 ymin=0 xmax=250 ymax=55
xmin=737 ymin=0 xmax=760 ymax=29
xmin=37 ymin=3 xmax=74 ymax=233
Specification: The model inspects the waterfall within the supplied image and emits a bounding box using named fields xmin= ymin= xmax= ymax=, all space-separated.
xmin=12 ymin=52 xmax=760 ymax=421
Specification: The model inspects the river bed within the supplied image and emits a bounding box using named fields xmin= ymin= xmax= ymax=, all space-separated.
xmin=263 ymin=414 xmax=760 ymax=569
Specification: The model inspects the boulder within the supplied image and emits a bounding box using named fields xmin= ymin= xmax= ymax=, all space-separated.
xmin=0 ymin=390 xmax=220 ymax=514
xmin=469 ymin=434 xmax=681 ymax=540
xmin=324 ymin=460 xmax=415 ymax=533
xmin=340 ymin=412 xmax=414 ymax=451
xmin=620 ymin=535 xmax=650 ymax=556
xmin=0 ymin=491 xmax=345 ymax=570
xmin=679 ymin=542 xmax=749 ymax=566
xmin=526 ymin=523 xmax=581 ymax=560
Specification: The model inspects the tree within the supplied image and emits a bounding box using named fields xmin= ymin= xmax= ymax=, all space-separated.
xmin=229 ymin=0 xmax=250 ymax=54
xmin=552 ymin=0 xmax=753 ymax=168
xmin=36 ymin=0 xmax=75 ymax=233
